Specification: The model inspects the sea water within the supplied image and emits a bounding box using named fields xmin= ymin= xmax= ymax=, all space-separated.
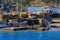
xmin=0 ymin=31 xmax=60 ymax=40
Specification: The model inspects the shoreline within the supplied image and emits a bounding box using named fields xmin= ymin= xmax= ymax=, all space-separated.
xmin=0 ymin=27 xmax=59 ymax=31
